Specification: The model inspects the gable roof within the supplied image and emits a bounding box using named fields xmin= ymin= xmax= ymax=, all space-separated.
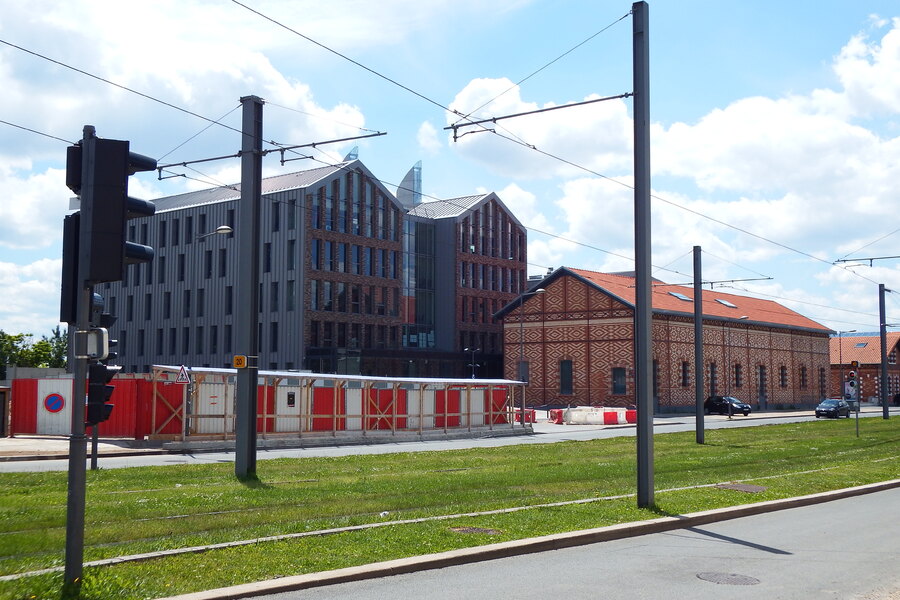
xmin=498 ymin=267 xmax=832 ymax=334
xmin=829 ymin=333 xmax=900 ymax=365
xmin=406 ymin=192 xmax=524 ymax=228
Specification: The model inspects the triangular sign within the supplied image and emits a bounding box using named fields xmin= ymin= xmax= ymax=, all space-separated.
xmin=176 ymin=365 xmax=191 ymax=384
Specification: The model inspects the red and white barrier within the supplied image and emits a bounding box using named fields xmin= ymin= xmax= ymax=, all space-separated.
xmin=550 ymin=406 xmax=637 ymax=425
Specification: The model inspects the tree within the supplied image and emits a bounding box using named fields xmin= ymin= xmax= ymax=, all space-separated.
xmin=45 ymin=326 xmax=68 ymax=369
xmin=0 ymin=328 xmax=68 ymax=379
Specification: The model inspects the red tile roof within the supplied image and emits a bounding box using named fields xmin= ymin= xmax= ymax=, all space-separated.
xmin=829 ymin=333 xmax=900 ymax=365
xmin=566 ymin=268 xmax=831 ymax=333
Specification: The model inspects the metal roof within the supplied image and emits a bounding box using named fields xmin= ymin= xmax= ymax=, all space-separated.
xmin=153 ymin=162 xmax=352 ymax=213
xmin=406 ymin=194 xmax=486 ymax=219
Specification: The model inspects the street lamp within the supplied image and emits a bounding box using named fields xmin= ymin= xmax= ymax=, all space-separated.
xmin=517 ymin=288 xmax=545 ymax=428
xmin=463 ymin=347 xmax=480 ymax=379
xmin=195 ymin=225 xmax=233 ymax=241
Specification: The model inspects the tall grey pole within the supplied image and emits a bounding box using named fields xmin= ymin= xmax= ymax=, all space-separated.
xmin=63 ymin=126 xmax=94 ymax=589
xmin=879 ymin=284 xmax=890 ymax=420
xmin=235 ymin=96 xmax=264 ymax=479
xmin=632 ymin=0 xmax=653 ymax=508
xmin=693 ymin=246 xmax=705 ymax=443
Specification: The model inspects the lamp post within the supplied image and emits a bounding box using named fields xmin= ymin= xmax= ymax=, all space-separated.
xmin=196 ymin=225 xmax=233 ymax=241
xmin=463 ymin=347 xmax=480 ymax=379
xmin=517 ymin=288 xmax=545 ymax=428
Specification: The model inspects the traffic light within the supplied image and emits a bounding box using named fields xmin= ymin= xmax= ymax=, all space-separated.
xmin=87 ymin=362 xmax=121 ymax=425
xmin=74 ymin=135 xmax=157 ymax=284
xmin=847 ymin=370 xmax=857 ymax=390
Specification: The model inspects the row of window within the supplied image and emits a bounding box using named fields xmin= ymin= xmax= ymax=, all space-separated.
xmin=308 ymin=320 xmax=398 ymax=349
xmin=688 ymin=362 xmax=825 ymax=393
xmin=459 ymin=200 xmax=525 ymax=261
xmin=309 ymin=280 xmax=400 ymax=317
xmin=309 ymin=177 xmax=401 ymax=242
xmin=311 ymin=240 xmax=400 ymax=279
xmin=459 ymin=261 xmax=524 ymax=293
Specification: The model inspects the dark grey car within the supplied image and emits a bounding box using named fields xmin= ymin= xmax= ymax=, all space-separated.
xmin=704 ymin=395 xmax=751 ymax=416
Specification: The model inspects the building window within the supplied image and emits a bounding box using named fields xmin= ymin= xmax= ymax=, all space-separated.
xmin=197 ymin=288 xmax=205 ymax=318
xmin=126 ymin=295 xmax=134 ymax=322
xmin=734 ymin=363 xmax=743 ymax=388
xmin=158 ymin=256 xmax=166 ymax=283
xmin=196 ymin=326 xmax=204 ymax=354
xmin=287 ymin=280 xmax=295 ymax=311
xmin=799 ymin=366 xmax=808 ymax=389
xmin=709 ymin=363 xmax=718 ymax=397
xmin=182 ymin=327 xmax=190 ymax=354
xmin=177 ymin=254 xmax=185 ymax=282
xmin=890 ymin=350 xmax=897 ymax=365
xmin=218 ymin=248 xmax=227 ymax=277
xmin=270 ymin=281 xmax=279 ymax=312
xmin=272 ymin=201 xmax=280 ymax=232
xmin=210 ymin=325 xmax=218 ymax=354
xmin=612 ymin=367 xmax=626 ymax=395
xmin=172 ymin=218 xmax=180 ymax=245
xmin=204 ymin=250 xmax=213 ymax=279
xmin=183 ymin=290 xmax=191 ymax=318
xmin=681 ymin=361 xmax=690 ymax=387
xmin=780 ymin=365 xmax=788 ymax=388
xmin=159 ymin=220 xmax=167 ymax=247
xmin=225 ymin=286 xmax=233 ymax=315
xmin=224 ymin=324 xmax=232 ymax=353
xmin=163 ymin=292 xmax=171 ymax=319
xmin=264 ymin=243 xmax=272 ymax=273
xmin=287 ymin=239 xmax=296 ymax=271
xmin=560 ymin=360 xmax=573 ymax=395
xmin=270 ymin=322 xmax=279 ymax=352
xmin=144 ymin=293 xmax=152 ymax=320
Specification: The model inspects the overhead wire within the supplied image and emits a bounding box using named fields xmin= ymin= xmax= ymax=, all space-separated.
xmin=3 ymin=10 xmax=879 ymax=325
xmin=452 ymin=11 xmax=631 ymax=125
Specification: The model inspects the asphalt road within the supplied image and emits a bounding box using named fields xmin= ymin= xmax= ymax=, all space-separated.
xmin=256 ymin=486 xmax=900 ymax=600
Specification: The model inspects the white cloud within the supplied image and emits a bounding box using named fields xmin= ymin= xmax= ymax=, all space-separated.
xmin=0 ymin=166 xmax=70 ymax=250
xmin=416 ymin=121 xmax=442 ymax=155
xmin=0 ymin=259 xmax=63 ymax=334
xmin=833 ymin=17 xmax=900 ymax=117
xmin=448 ymin=78 xmax=632 ymax=179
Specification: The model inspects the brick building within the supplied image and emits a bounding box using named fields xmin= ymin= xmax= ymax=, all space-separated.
xmin=829 ymin=332 xmax=900 ymax=404
xmin=497 ymin=267 xmax=832 ymax=411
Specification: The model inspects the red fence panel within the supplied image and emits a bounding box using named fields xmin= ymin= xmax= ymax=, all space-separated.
xmin=365 ymin=388 xmax=407 ymax=430
xmin=10 ymin=379 xmax=38 ymax=435
xmin=312 ymin=387 xmax=345 ymax=431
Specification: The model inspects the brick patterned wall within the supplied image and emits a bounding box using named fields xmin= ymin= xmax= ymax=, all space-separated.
xmin=504 ymin=273 xmax=830 ymax=410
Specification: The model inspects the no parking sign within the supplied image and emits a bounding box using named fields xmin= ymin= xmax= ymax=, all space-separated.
xmin=43 ymin=393 xmax=65 ymax=413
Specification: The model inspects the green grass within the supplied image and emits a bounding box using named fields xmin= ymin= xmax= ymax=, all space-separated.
xmin=0 ymin=419 xmax=897 ymax=599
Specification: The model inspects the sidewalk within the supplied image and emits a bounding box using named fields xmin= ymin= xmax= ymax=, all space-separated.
xmin=1 ymin=406 xmax=893 ymax=461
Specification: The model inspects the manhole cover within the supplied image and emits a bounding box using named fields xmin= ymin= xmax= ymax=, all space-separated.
xmin=715 ymin=483 xmax=767 ymax=493
xmin=449 ymin=527 xmax=502 ymax=535
xmin=697 ymin=572 xmax=760 ymax=586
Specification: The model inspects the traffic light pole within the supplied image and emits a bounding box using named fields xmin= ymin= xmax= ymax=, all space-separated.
xmin=62 ymin=126 xmax=95 ymax=591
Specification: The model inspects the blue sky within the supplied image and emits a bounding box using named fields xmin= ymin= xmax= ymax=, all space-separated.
xmin=3 ymin=0 xmax=900 ymax=339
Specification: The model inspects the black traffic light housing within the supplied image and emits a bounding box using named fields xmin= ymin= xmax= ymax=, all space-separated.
xmin=68 ymin=135 xmax=157 ymax=285
xmin=87 ymin=362 xmax=121 ymax=425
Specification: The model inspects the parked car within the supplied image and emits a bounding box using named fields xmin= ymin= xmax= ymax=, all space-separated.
xmin=815 ymin=398 xmax=851 ymax=419
xmin=704 ymin=396 xmax=751 ymax=416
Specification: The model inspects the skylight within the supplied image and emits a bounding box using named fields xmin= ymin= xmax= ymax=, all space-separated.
xmin=668 ymin=291 xmax=692 ymax=302
xmin=716 ymin=298 xmax=738 ymax=308
xmin=855 ymin=342 xmax=868 ymax=348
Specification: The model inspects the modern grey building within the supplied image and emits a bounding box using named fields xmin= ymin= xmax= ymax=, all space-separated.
xmin=101 ymin=159 xmax=527 ymax=378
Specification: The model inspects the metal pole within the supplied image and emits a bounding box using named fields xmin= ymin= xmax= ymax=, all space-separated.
xmin=632 ymin=0 xmax=654 ymax=508
xmin=519 ymin=303 xmax=526 ymax=428
xmin=63 ymin=125 xmax=95 ymax=589
xmin=879 ymin=284 xmax=890 ymax=420
xmin=234 ymin=96 xmax=264 ymax=479
xmin=693 ymin=246 xmax=704 ymax=443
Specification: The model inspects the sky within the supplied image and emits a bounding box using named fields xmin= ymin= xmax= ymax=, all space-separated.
xmin=3 ymin=0 xmax=900 ymax=340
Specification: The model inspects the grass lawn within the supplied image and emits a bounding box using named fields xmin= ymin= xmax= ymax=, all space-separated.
xmin=0 ymin=419 xmax=897 ymax=599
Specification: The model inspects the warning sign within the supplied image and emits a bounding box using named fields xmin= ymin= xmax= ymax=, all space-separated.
xmin=43 ymin=393 xmax=65 ymax=413
xmin=233 ymin=355 xmax=247 ymax=369
xmin=175 ymin=365 xmax=191 ymax=384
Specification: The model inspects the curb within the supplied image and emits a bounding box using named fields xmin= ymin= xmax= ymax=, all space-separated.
xmin=158 ymin=479 xmax=900 ymax=600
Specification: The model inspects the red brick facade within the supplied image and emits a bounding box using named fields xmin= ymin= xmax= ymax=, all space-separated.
xmin=501 ymin=268 xmax=831 ymax=411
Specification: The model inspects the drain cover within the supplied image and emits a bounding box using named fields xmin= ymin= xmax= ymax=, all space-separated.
xmin=697 ymin=572 xmax=760 ymax=586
